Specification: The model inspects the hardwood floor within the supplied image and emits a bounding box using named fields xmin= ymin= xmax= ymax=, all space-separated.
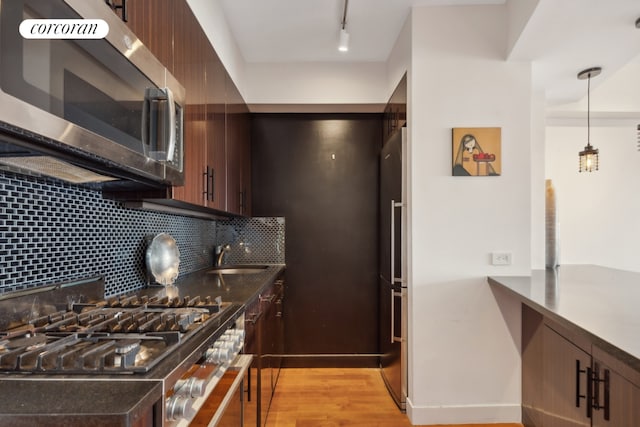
xmin=264 ymin=368 xmax=522 ymax=427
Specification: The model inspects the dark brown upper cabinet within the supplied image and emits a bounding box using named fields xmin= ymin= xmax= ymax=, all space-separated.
xmin=122 ymin=0 xmax=251 ymax=216
xmin=383 ymin=74 xmax=407 ymax=141
xmin=225 ymin=76 xmax=251 ymax=216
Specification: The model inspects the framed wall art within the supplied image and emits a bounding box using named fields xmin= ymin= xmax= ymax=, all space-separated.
xmin=452 ymin=127 xmax=501 ymax=176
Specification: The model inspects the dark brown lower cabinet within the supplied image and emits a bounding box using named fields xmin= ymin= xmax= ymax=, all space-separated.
xmin=522 ymin=304 xmax=640 ymax=427
xmin=542 ymin=324 xmax=591 ymax=427
xmin=591 ymin=348 xmax=640 ymax=427
xmin=243 ymin=275 xmax=285 ymax=427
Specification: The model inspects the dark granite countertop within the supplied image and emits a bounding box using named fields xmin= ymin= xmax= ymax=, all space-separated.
xmin=138 ymin=263 xmax=286 ymax=307
xmin=488 ymin=264 xmax=640 ymax=373
xmin=0 ymin=264 xmax=285 ymax=426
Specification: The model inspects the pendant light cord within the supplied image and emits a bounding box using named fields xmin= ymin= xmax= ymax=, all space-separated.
xmin=587 ymin=74 xmax=591 ymax=146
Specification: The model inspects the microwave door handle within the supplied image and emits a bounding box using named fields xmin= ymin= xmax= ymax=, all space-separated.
xmin=164 ymin=87 xmax=176 ymax=163
xmin=141 ymin=89 xmax=151 ymax=155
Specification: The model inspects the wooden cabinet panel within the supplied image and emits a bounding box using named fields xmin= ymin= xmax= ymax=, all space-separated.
xmin=124 ymin=0 xmax=173 ymax=70
xmin=543 ymin=325 xmax=591 ymax=427
xmin=239 ymin=105 xmax=252 ymax=216
xmin=170 ymin=0 xmax=207 ymax=205
xmin=522 ymin=305 xmax=544 ymax=427
xmin=590 ymin=362 xmax=638 ymax=427
xmin=383 ymin=73 xmax=407 ymax=141
xmin=522 ymin=306 xmax=640 ymax=427
xmin=251 ymin=114 xmax=380 ymax=362
xmin=225 ymin=75 xmax=252 ymax=216
xmin=205 ymin=49 xmax=227 ymax=211
xmin=242 ymin=277 xmax=284 ymax=427
xmin=591 ymin=348 xmax=640 ymax=427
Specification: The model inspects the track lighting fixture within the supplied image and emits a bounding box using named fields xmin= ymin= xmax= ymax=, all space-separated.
xmin=338 ymin=0 xmax=349 ymax=52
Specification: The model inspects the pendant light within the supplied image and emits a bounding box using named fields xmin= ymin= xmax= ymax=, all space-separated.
xmin=577 ymin=67 xmax=601 ymax=173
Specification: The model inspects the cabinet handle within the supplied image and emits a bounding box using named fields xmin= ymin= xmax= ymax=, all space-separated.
xmin=210 ymin=168 xmax=215 ymax=202
xmin=239 ymin=190 xmax=246 ymax=215
xmin=260 ymin=294 xmax=276 ymax=304
xmin=586 ymin=365 xmax=593 ymax=418
xmin=202 ymin=167 xmax=215 ymax=201
xmin=592 ymin=363 xmax=610 ymax=421
xmin=575 ymin=360 xmax=592 ymax=418
xmin=245 ymin=313 xmax=261 ymax=324
xmin=105 ymin=0 xmax=127 ymax=22
xmin=203 ymin=166 xmax=210 ymax=201
xmin=604 ymin=368 xmax=610 ymax=421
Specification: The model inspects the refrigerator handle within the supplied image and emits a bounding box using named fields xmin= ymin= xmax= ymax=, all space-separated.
xmin=391 ymin=289 xmax=403 ymax=343
xmin=390 ymin=199 xmax=404 ymax=285
xmin=390 ymin=199 xmax=404 ymax=344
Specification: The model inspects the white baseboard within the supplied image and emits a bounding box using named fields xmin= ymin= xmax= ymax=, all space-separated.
xmin=406 ymin=397 xmax=521 ymax=425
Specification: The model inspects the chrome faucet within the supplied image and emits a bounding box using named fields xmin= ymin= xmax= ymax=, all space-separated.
xmin=215 ymin=244 xmax=231 ymax=266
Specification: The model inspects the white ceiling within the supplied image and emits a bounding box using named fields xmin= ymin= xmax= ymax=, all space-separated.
xmin=217 ymin=0 xmax=640 ymax=111
xmin=219 ymin=0 xmax=505 ymax=63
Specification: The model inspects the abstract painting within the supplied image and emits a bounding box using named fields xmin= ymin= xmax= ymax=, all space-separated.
xmin=452 ymin=127 xmax=501 ymax=176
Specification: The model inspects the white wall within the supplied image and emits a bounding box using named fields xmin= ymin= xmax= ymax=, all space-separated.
xmin=405 ymin=4 xmax=534 ymax=424
xmin=546 ymin=124 xmax=640 ymax=272
xmin=243 ymin=61 xmax=388 ymax=109
xmin=531 ymin=89 xmax=547 ymax=269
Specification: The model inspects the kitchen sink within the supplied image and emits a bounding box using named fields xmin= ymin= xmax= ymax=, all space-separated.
xmin=207 ymin=265 xmax=269 ymax=275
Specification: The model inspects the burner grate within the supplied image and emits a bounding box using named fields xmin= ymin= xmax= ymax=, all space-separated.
xmin=0 ymin=302 xmax=229 ymax=374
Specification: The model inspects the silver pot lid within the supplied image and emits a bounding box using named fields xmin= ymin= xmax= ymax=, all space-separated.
xmin=145 ymin=233 xmax=180 ymax=286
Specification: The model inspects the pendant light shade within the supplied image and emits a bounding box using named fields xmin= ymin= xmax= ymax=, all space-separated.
xmin=579 ymin=144 xmax=598 ymax=172
xmin=577 ymin=67 xmax=601 ymax=173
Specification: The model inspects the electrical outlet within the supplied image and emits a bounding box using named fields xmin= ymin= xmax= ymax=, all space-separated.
xmin=491 ymin=252 xmax=512 ymax=266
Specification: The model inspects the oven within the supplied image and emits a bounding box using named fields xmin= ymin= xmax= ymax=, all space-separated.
xmin=0 ymin=277 xmax=250 ymax=426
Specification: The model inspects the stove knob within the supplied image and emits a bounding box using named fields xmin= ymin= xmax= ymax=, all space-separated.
xmin=218 ymin=335 xmax=241 ymax=352
xmin=214 ymin=340 xmax=236 ymax=350
xmin=232 ymin=329 xmax=245 ymax=342
xmin=205 ymin=346 xmax=232 ymax=364
xmin=174 ymin=377 xmax=206 ymax=398
xmin=166 ymin=395 xmax=195 ymax=421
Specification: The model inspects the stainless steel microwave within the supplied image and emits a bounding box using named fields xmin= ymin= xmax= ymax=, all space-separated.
xmin=0 ymin=0 xmax=185 ymax=188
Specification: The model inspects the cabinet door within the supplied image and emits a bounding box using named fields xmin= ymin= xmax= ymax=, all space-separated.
xmin=383 ymin=74 xmax=407 ymax=140
xmin=543 ymin=325 xmax=592 ymax=427
xmin=271 ymin=279 xmax=284 ymax=390
xmin=171 ymin=0 xmax=207 ymax=205
xmin=522 ymin=305 xmax=544 ymax=427
xmin=591 ymin=359 xmax=640 ymax=427
xmin=225 ymin=76 xmax=251 ymax=215
xmin=204 ymin=48 xmax=227 ymax=211
xmin=124 ymin=0 xmax=173 ymax=70
xmin=239 ymin=106 xmax=252 ymax=216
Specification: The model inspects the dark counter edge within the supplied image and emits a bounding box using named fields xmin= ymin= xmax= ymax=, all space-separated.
xmin=488 ymin=276 xmax=640 ymax=377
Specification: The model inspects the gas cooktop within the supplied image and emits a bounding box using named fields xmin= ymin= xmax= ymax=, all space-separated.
xmin=0 ymin=276 xmax=230 ymax=375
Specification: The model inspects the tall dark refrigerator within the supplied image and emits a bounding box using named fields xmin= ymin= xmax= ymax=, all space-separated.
xmin=379 ymin=127 xmax=407 ymax=410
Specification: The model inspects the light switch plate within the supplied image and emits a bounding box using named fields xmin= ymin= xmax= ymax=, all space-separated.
xmin=491 ymin=252 xmax=512 ymax=265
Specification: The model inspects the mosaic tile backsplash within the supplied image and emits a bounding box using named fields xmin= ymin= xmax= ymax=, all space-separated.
xmin=0 ymin=171 xmax=284 ymax=297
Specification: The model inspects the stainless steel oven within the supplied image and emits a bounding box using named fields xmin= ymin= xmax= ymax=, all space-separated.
xmin=0 ymin=0 xmax=184 ymax=187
